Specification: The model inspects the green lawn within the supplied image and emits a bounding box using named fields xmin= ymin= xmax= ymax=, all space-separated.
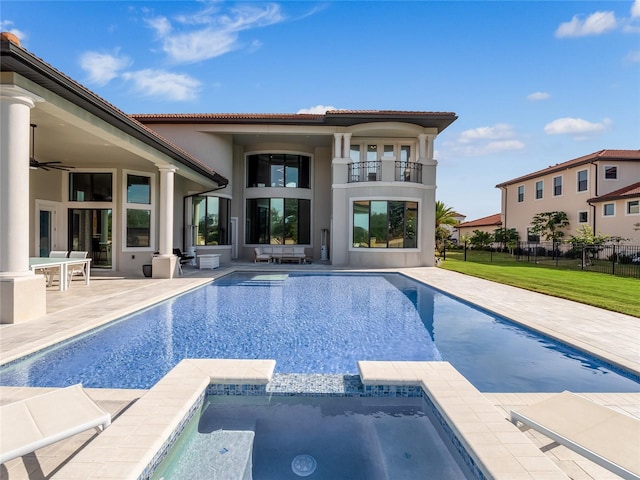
xmin=438 ymin=257 xmax=640 ymax=318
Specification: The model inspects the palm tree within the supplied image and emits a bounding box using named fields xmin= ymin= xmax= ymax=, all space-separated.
xmin=435 ymin=201 xmax=458 ymax=228
xmin=435 ymin=201 xmax=459 ymax=253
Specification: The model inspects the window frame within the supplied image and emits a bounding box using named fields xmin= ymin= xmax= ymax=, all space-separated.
xmin=245 ymin=197 xmax=311 ymax=245
xmin=535 ymin=180 xmax=543 ymax=200
xmin=192 ymin=195 xmax=231 ymax=246
xmin=577 ymin=210 xmax=588 ymax=224
xmin=553 ymin=176 xmax=563 ymax=197
xmin=577 ymin=169 xmax=588 ymax=193
xmin=603 ymin=203 xmax=615 ymax=217
xmin=246 ymin=152 xmax=311 ymax=189
xmin=349 ymin=140 xmax=417 ymax=162
xmin=626 ymin=200 xmax=639 ymax=216
xmin=350 ymin=197 xmax=420 ymax=250
xmin=517 ymin=185 xmax=525 ymax=203
xmin=603 ymin=165 xmax=618 ymax=181
xmin=122 ymin=170 xmax=155 ymax=252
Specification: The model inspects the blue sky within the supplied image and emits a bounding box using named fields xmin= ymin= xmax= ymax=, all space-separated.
xmin=2 ymin=1 xmax=639 ymax=221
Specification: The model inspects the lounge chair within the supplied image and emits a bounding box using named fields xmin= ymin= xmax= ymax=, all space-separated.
xmin=0 ymin=384 xmax=111 ymax=464
xmin=42 ymin=250 xmax=69 ymax=286
xmin=67 ymin=251 xmax=88 ymax=287
xmin=173 ymin=248 xmax=195 ymax=274
xmin=510 ymin=391 xmax=640 ymax=480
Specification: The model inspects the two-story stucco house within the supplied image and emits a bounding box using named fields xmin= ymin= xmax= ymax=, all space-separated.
xmin=495 ymin=150 xmax=640 ymax=244
xmin=0 ymin=33 xmax=457 ymax=323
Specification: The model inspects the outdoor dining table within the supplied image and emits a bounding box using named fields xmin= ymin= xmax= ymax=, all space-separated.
xmin=29 ymin=257 xmax=92 ymax=291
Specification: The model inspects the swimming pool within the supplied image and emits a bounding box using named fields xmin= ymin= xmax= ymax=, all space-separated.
xmin=0 ymin=272 xmax=637 ymax=392
xmin=150 ymin=395 xmax=475 ymax=480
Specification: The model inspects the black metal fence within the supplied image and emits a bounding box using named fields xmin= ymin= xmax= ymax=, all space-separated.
xmin=444 ymin=241 xmax=640 ymax=278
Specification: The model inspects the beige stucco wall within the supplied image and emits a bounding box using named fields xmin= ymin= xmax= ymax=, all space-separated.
xmin=501 ymin=160 xmax=640 ymax=243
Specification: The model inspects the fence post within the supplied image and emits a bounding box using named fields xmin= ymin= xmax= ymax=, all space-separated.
xmin=612 ymin=244 xmax=616 ymax=276
xmin=581 ymin=246 xmax=585 ymax=270
xmin=464 ymin=241 xmax=467 ymax=261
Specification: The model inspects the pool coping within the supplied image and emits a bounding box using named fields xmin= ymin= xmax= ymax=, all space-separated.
xmin=51 ymin=359 xmax=568 ymax=480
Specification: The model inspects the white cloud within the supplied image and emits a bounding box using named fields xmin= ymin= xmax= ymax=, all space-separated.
xmin=624 ymin=50 xmax=640 ymax=63
xmin=121 ymin=69 xmax=201 ymax=101
xmin=544 ymin=117 xmax=612 ymax=139
xmin=458 ymin=123 xmax=516 ymax=143
xmin=446 ymin=124 xmax=525 ymax=156
xmin=80 ymin=51 xmax=131 ymax=86
xmin=527 ymin=92 xmax=551 ymax=101
xmin=555 ymin=11 xmax=617 ymax=38
xmin=632 ymin=0 xmax=640 ymax=18
xmin=297 ymin=105 xmax=338 ymax=114
xmin=0 ymin=20 xmax=26 ymax=41
xmin=145 ymin=3 xmax=284 ymax=64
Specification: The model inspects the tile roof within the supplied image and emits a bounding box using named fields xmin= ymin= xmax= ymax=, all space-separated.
xmin=588 ymin=182 xmax=640 ymax=203
xmin=496 ymin=150 xmax=640 ymax=187
xmin=131 ymin=110 xmax=459 ymax=131
xmin=456 ymin=213 xmax=502 ymax=228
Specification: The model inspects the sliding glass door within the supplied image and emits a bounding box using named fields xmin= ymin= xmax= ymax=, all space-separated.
xmin=68 ymin=208 xmax=112 ymax=268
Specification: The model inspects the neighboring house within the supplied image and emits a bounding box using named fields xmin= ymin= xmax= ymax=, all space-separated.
xmin=0 ymin=33 xmax=457 ymax=323
xmin=442 ymin=211 xmax=466 ymax=243
xmin=455 ymin=214 xmax=502 ymax=240
xmin=495 ymin=150 xmax=640 ymax=244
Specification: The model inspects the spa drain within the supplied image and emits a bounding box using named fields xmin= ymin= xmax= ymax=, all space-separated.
xmin=291 ymin=454 xmax=317 ymax=476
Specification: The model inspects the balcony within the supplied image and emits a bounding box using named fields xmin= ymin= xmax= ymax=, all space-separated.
xmin=394 ymin=161 xmax=422 ymax=183
xmin=348 ymin=161 xmax=381 ymax=183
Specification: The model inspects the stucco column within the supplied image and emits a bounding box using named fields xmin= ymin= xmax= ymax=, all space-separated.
xmin=333 ymin=133 xmax=342 ymax=158
xmin=157 ymin=166 xmax=176 ymax=256
xmin=342 ymin=133 xmax=352 ymax=158
xmin=0 ymin=85 xmax=46 ymax=323
xmin=418 ymin=134 xmax=427 ymax=160
xmin=153 ymin=166 xmax=178 ymax=278
xmin=0 ymin=85 xmax=43 ymax=275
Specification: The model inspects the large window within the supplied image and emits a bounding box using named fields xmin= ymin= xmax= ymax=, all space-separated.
xmin=124 ymin=172 xmax=153 ymax=248
xmin=353 ymin=200 xmax=418 ymax=249
xmin=246 ymin=198 xmax=310 ymax=244
xmin=69 ymin=172 xmax=113 ymax=201
xmin=247 ymin=154 xmax=310 ymax=188
xmin=627 ymin=200 xmax=639 ymax=215
xmin=577 ymin=170 xmax=588 ymax=192
xmin=193 ymin=196 xmax=230 ymax=246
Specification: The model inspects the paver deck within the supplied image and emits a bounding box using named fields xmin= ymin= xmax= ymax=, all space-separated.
xmin=1 ymin=264 xmax=638 ymax=479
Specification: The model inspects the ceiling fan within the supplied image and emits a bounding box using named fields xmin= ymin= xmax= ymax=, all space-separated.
xmin=30 ymin=124 xmax=74 ymax=171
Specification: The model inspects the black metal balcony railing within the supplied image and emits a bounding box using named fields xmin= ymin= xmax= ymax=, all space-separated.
xmin=395 ymin=161 xmax=422 ymax=183
xmin=348 ymin=161 xmax=381 ymax=183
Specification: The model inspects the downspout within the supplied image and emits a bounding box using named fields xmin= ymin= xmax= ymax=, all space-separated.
xmin=182 ymin=183 xmax=229 ymax=252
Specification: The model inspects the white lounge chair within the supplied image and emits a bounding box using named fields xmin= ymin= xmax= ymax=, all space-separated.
xmin=254 ymin=247 xmax=271 ymax=263
xmin=510 ymin=391 xmax=640 ymax=480
xmin=0 ymin=384 xmax=111 ymax=464
xmin=67 ymin=251 xmax=88 ymax=287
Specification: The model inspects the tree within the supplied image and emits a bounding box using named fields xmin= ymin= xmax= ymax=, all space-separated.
xmin=530 ymin=211 xmax=570 ymax=242
xmin=470 ymin=230 xmax=493 ymax=249
xmin=568 ymin=225 xmax=610 ymax=246
xmin=435 ymin=201 xmax=459 ymax=228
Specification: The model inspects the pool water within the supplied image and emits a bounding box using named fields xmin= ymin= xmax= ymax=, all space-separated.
xmin=151 ymin=395 xmax=474 ymax=480
xmin=0 ymin=272 xmax=637 ymax=392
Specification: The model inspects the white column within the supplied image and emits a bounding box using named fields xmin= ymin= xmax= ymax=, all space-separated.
xmin=157 ymin=166 xmax=176 ymax=256
xmin=342 ymin=133 xmax=352 ymax=158
xmin=333 ymin=133 xmax=342 ymax=158
xmin=0 ymin=86 xmax=43 ymax=275
xmin=418 ymin=134 xmax=427 ymax=160
xmin=426 ymin=134 xmax=436 ymax=161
